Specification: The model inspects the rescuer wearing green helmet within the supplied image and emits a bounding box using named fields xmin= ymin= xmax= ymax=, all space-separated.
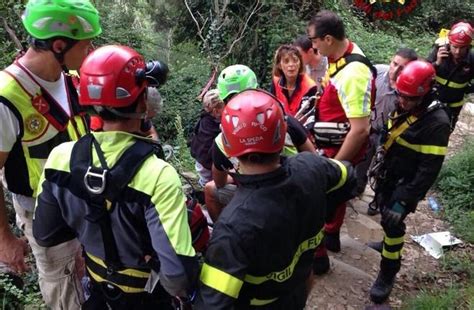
xmin=0 ymin=1 xmax=101 ymax=308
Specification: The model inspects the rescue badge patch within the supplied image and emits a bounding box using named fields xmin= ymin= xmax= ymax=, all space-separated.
xmin=25 ymin=114 xmax=46 ymax=135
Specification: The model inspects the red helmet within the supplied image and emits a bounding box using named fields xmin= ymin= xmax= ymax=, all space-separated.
xmin=395 ymin=61 xmax=435 ymax=97
xmin=221 ymin=89 xmax=287 ymax=157
xmin=79 ymin=45 xmax=147 ymax=108
xmin=448 ymin=22 xmax=473 ymax=47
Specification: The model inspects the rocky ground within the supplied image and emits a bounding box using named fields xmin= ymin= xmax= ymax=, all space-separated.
xmin=307 ymin=104 xmax=474 ymax=309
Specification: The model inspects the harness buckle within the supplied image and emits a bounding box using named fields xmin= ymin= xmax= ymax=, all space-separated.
xmin=84 ymin=166 xmax=108 ymax=194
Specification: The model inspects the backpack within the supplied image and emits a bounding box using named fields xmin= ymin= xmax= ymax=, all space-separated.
xmin=70 ymin=133 xmax=209 ymax=277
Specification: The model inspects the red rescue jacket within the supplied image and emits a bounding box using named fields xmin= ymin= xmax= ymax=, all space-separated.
xmin=272 ymin=74 xmax=317 ymax=116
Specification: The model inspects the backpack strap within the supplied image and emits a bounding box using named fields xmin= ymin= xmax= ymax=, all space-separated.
xmin=328 ymin=54 xmax=377 ymax=78
xmin=70 ymin=133 xmax=158 ymax=274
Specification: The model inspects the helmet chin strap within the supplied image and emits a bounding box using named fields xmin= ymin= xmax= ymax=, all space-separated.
xmin=50 ymin=39 xmax=78 ymax=72
xmin=139 ymin=119 xmax=153 ymax=133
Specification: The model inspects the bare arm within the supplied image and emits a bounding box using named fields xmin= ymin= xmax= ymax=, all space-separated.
xmin=0 ymin=151 xmax=28 ymax=273
xmin=297 ymin=138 xmax=316 ymax=153
xmin=334 ymin=116 xmax=370 ymax=161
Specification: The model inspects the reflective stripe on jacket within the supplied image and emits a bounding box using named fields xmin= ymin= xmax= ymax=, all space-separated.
xmin=427 ymin=46 xmax=474 ymax=108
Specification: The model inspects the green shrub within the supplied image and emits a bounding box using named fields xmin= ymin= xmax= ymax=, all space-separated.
xmin=0 ymin=273 xmax=44 ymax=309
xmin=436 ymin=139 xmax=474 ymax=242
xmin=413 ymin=1 xmax=474 ymax=32
xmin=170 ymin=114 xmax=196 ymax=173
xmin=331 ymin=1 xmax=434 ymax=64
xmin=154 ymin=51 xmax=210 ymax=141
xmin=440 ymin=252 xmax=474 ymax=279
xmin=0 ymin=1 xmax=27 ymax=69
xmin=405 ymin=251 xmax=474 ymax=310
xmin=404 ymin=286 xmax=462 ymax=310
xmin=408 ymin=140 xmax=474 ymax=309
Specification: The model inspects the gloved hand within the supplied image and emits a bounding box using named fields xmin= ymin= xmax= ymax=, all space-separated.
xmin=383 ymin=201 xmax=406 ymax=227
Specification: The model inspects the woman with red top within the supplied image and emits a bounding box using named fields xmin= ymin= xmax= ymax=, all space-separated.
xmin=270 ymin=44 xmax=318 ymax=117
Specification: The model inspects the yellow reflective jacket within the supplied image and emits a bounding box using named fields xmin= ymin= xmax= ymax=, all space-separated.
xmin=0 ymin=64 xmax=88 ymax=197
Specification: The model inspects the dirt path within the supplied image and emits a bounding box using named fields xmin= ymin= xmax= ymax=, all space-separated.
xmin=306 ymin=104 xmax=474 ymax=309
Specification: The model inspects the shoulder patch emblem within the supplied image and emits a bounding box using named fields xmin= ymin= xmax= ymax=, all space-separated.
xmin=25 ymin=114 xmax=46 ymax=135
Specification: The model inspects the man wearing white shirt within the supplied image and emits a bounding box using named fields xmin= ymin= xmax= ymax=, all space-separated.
xmin=0 ymin=0 xmax=101 ymax=308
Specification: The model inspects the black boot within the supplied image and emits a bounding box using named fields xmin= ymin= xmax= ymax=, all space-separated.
xmin=325 ymin=232 xmax=341 ymax=253
xmin=313 ymin=255 xmax=330 ymax=275
xmin=367 ymin=241 xmax=383 ymax=253
xmin=370 ymin=271 xmax=396 ymax=304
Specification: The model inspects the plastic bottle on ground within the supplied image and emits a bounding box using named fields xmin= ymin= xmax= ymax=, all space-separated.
xmin=428 ymin=196 xmax=442 ymax=213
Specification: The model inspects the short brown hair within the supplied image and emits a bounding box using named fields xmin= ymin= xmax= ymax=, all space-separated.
xmin=237 ymin=152 xmax=280 ymax=165
xmin=308 ymin=10 xmax=345 ymax=41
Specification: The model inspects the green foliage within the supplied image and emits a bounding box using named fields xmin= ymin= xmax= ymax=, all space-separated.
xmin=412 ymin=1 xmax=474 ymax=32
xmin=0 ymin=1 xmax=26 ymax=69
xmin=426 ymin=139 xmax=474 ymax=310
xmin=404 ymin=286 xmax=462 ymax=310
xmin=0 ymin=273 xmax=44 ymax=309
xmin=94 ymin=0 xmax=163 ymax=60
xmin=331 ymin=1 xmax=434 ymax=64
xmin=154 ymin=50 xmax=210 ymax=141
xmin=169 ymin=115 xmax=195 ymax=173
xmin=171 ymin=1 xmax=313 ymax=86
xmin=440 ymin=251 xmax=474 ymax=278
xmin=405 ymin=251 xmax=474 ymax=310
xmin=436 ymin=139 xmax=474 ymax=243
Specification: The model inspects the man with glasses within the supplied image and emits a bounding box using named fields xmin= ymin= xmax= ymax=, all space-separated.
xmin=0 ymin=0 xmax=101 ymax=307
xmin=306 ymin=10 xmax=375 ymax=274
xmin=355 ymin=48 xmax=418 ymax=204
xmin=367 ymin=60 xmax=450 ymax=304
